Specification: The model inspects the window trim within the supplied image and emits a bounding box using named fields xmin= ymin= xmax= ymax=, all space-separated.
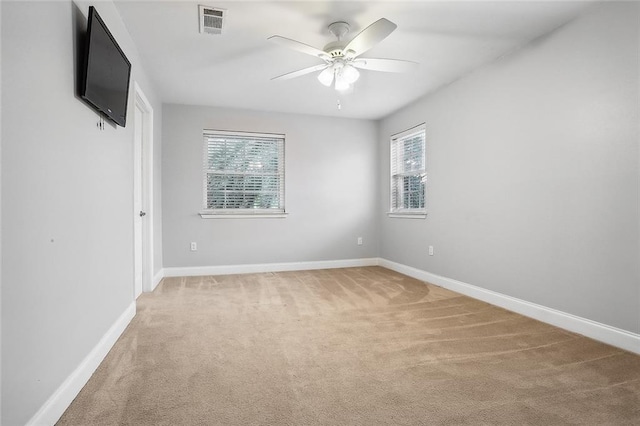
xmin=199 ymin=212 xmax=288 ymax=219
xmin=388 ymin=123 xmax=427 ymax=218
xmin=200 ymin=129 xmax=286 ymax=218
xmin=387 ymin=212 xmax=427 ymax=219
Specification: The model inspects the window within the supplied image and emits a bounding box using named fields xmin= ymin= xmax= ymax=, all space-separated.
xmin=201 ymin=130 xmax=285 ymax=218
xmin=390 ymin=124 xmax=426 ymax=217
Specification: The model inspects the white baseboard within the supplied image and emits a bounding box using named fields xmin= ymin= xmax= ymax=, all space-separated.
xmin=162 ymin=257 xmax=379 ymax=278
xmin=26 ymin=302 xmax=136 ymax=426
xmin=378 ymin=258 xmax=640 ymax=355
xmin=151 ymin=269 xmax=164 ymax=291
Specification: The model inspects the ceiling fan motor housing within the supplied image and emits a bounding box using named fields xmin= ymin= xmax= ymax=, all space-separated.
xmin=324 ymin=22 xmax=357 ymax=59
xmin=323 ymin=41 xmax=346 ymax=58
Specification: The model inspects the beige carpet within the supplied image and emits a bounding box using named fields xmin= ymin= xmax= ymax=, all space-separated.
xmin=58 ymin=266 xmax=640 ymax=425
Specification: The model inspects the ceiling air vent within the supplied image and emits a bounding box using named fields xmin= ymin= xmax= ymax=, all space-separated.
xmin=199 ymin=5 xmax=225 ymax=35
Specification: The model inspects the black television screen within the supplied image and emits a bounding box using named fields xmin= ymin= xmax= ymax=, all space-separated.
xmin=81 ymin=6 xmax=131 ymax=127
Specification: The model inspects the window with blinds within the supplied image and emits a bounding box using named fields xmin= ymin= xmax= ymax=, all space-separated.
xmin=390 ymin=124 xmax=426 ymax=215
xmin=202 ymin=130 xmax=285 ymax=216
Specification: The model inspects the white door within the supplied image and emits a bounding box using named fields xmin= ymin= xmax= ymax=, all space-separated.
xmin=133 ymin=83 xmax=154 ymax=298
xmin=133 ymin=104 xmax=144 ymax=299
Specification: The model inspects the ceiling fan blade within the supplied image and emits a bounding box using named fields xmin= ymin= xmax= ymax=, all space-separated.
xmin=352 ymin=58 xmax=418 ymax=73
xmin=268 ymin=36 xmax=329 ymax=60
xmin=344 ymin=18 xmax=397 ymax=57
xmin=271 ymin=64 xmax=329 ymax=81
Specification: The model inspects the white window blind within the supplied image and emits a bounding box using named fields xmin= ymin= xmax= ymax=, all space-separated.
xmin=390 ymin=124 xmax=426 ymax=215
xmin=202 ymin=130 xmax=285 ymax=216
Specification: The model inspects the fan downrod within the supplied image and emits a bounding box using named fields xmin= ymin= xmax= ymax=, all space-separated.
xmin=328 ymin=21 xmax=350 ymax=40
xmin=324 ymin=21 xmax=351 ymax=58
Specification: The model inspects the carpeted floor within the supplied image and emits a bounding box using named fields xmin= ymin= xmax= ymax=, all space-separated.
xmin=58 ymin=266 xmax=640 ymax=425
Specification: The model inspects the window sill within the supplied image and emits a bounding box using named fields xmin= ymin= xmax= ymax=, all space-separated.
xmin=387 ymin=212 xmax=427 ymax=219
xmin=199 ymin=212 xmax=288 ymax=219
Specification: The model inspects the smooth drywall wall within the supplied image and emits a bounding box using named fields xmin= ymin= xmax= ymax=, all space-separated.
xmin=0 ymin=2 xmax=3 ymax=423
xmin=153 ymin=105 xmax=163 ymax=279
xmin=1 ymin=1 xmax=162 ymax=424
xmin=379 ymin=1 xmax=639 ymax=333
xmin=162 ymin=104 xmax=377 ymax=267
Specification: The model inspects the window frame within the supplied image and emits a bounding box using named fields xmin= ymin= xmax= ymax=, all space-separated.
xmin=199 ymin=129 xmax=287 ymax=219
xmin=388 ymin=124 xmax=427 ymax=219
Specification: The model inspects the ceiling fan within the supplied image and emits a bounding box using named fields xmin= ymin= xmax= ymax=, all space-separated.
xmin=268 ymin=18 xmax=418 ymax=91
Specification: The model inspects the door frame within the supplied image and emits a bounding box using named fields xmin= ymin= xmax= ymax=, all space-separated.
xmin=133 ymin=82 xmax=154 ymax=294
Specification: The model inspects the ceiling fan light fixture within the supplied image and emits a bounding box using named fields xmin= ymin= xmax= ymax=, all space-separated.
xmin=317 ymin=67 xmax=334 ymax=87
xmin=342 ymin=64 xmax=360 ymax=84
xmin=334 ymin=74 xmax=351 ymax=91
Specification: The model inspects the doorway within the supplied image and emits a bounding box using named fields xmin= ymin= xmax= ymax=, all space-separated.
xmin=133 ymin=83 xmax=154 ymax=299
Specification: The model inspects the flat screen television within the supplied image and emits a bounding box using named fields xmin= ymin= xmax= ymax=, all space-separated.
xmin=81 ymin=6 xmax=132 ymax=127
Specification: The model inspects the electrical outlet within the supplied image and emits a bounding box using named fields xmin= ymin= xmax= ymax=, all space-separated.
xmin=357 ymin=237 xmax=363 ymax=246
xmin=428 ymin=245 xmax=434 ymax=256
xmin=190 ymin=242 xmax=197 ymax=251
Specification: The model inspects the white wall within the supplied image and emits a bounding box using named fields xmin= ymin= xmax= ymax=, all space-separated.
xmin=153 ymin=106 xmax=163 ymax=279
xmin=0 ymin=1 xmax=3 ymax=423
xmin=1 ymin=1 xmax=162 ymax=424
xmin=379 ymin=1 xmax=639 ymax=334
xmin=162 ymin=104 xmax=378 ymax=268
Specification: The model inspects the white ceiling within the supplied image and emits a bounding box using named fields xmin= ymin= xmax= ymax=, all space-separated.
xmin=114 ymin=1 xmax=593 ymax=120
